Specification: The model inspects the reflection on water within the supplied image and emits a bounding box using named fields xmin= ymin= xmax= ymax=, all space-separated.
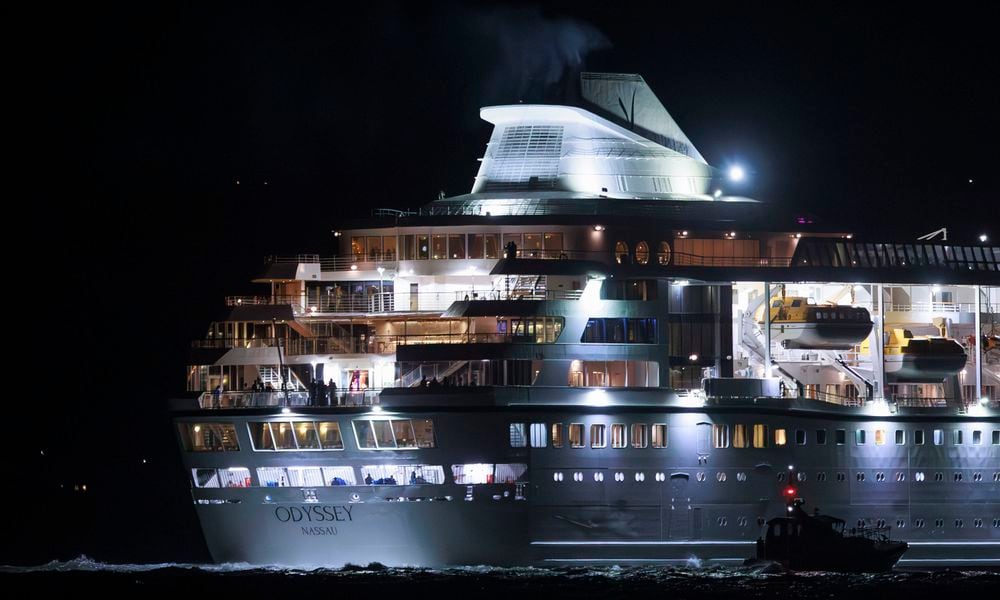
xmin=3 ymin=556 xmax=999 ymax=596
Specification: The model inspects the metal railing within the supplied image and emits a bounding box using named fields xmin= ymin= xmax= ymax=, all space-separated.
xmin=887 ymin=302 xmax=998 ymax=314
xmin=197 ymin=390 xmax=380 ymax=409
xmin=193 ymin=332 xmax=562 ymax=354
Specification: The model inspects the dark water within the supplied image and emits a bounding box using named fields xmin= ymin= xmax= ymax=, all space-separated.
xmin=3 ymin=557 xmax=998 ymax=597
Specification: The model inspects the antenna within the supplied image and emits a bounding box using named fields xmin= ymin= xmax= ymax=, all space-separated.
xmin=917 ymin=227 xmax=948 ymax=241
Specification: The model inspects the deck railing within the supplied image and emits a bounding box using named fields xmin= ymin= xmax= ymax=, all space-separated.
xmin=198 ymin=389 xmax=379 ymax=409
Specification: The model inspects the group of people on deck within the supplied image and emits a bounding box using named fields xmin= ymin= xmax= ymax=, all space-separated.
xmin=363 ymin=471 xmax=428 ymax=485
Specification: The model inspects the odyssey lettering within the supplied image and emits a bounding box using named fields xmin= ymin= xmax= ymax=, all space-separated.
xmin=274 ymin=505 xmax=353 ymax=523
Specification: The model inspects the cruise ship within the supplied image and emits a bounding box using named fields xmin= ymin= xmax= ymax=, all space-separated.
xmin=172 ymin=73 xmax=1000 ymax=568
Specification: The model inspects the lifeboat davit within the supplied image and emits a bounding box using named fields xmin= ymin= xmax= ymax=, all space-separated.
xmin=756 ymin=296 xmax=873 ymax=350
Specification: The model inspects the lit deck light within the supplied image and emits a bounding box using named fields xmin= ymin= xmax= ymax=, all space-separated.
xmin=333 ymin=231 xmax=342 ymax=237
xmin=727 ymin=165 xmax=745 ymax=182
xmin=281 ymin=407 xmax=291 ymax=414
xmin=680 ymin=230 xmax=689 ymax=236
xmin=979 ymin=234 xmax=989 ymax=243
xmin=593 ymin=225 xmax=605 ymax=231
xmin=371 ymin=405 xmax=383 ymax=413
xmin=795 ymin=233 xmax=802 ymax=239
xmin=688 ymin=354 xmax=699 ymax=361
xmin=846 ymin=234 xmax=853 ymax=239
xmin=350 ymin=265 xmax=358 ymax=271
xmin=713 ymin=189 xmax=722 ymax=198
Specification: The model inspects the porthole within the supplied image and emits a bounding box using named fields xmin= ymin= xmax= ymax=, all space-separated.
xmin=914 ymin=519 xmax=924 ymax=528
xmin=896 ymin=472 xmax=905 ymax=482
xmin=614 ymin=472 xmax=625 ymax=482
xmin=817 ymin=472 xmax=827 ymax=482
xmin=954 ymin=472 xmax=963 ymax=482
xmin=657 ymin=241 xmax=672 ymax=265
xmin=696 ymin=472 xmax=706 ymax=482
xmin=896 ymin=520 xmax=906 ymax=528
xmin=856 ymin=472 xmax=866 ymax=482
xmin=573 ymin=472 xmax=583 ymax=482
xmin=935 ymin=519 xmax=944 ymax=528
xmin=796 ymin=472 xmax=806 ymax=482
xmin=635 ymin=241 xmax=650 ymax=265
xmin=974 ymin=519 xmax=983 ymax=528
xmin=717 ymin=517 xmax=728 ymax=526
xmin=973 ymin=472 xmax=982 ymax=482
xmin=717 ymin=472 xmax=727 ymax=482
xmin=593 ymin=472 xmax=604 ymax=482
xmin=777 ymin=473 xmax=786 ymax=482
xmin=655 ymin=472 xmax=665 ymax=482
xmin=915 ymin=471 xmax=925 ymax=482
xmin=955 ymin=519 xmax=964 ymax=528
xmin=553 ymin=472 xmax=564 ymax=482
xmin=875 ymin=472 xmax=885 ymax=482
xmin=615 ymin=241 xmax=629 ymax=264
xmin=736 ymin=472 xmax=748 ymax=482
xmin=934 ymin=472 xmax=943 ymax=482
xmin=635 ymin=472 xmax=646 ymax=482
xmin=876 ymin=519 xmax=886 ymax=528
xmin=836 ymin=472 xmax=846 ymax=482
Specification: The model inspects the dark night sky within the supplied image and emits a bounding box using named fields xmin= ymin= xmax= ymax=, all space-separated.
xmin=8 ymin=1 xmax=998 ymax=564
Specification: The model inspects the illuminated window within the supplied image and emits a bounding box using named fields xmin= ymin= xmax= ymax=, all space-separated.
xmin=509 ymin=423 xmax=527 ymax=448
xmin=631 ymin=423 xmax=648 ymax=448
xmin=874 ymin=429 xmax=886 ymax=446
xmin=774 ymin=428 xmax=787 ymax=446
xmin=551 ymin=423 xmax=564 ymax=448
xmin=753 ymin=424 xmax=769 ymax=448
xmin=360 ymin=465 xmax=445 ymax=485
xmin=835 ymin=429 xmax=846 ymax=445
xmin=591 ymin=424 xmax=607 ymax=448
xmin=272 ymin=422 xmax=297 ymax=450
xmin=733 ymin=424 xmax=749 ymax=448
xmin=615 ymin=241 xmax=629 ymax=264
xmin=652 ymin=424 xmax=668 ymax=448
xmin=180 ymin=423 xmax=239 ymax=452
xmin=933 ymin=429 xmax=944 ymax=445
xmin=317 ymin=422 xmax=344 ymax=450
xmin=530 ymin=423 xmax=547 ymax=448
xmin=713 ymin=424 xmax=729 ymax=448
xmin=954 ymin=429 xmax=964 ymax=445
xmin=635 ymin=241 xmax=650 ymax=264
xmin=294 ymin=421 xmax=321 ymax=450
xmin=657 ymin=241 xmax=671 ymax=265
xmin=569 ymin=423 xmax=584 ymax=448
xmin=611 ymin=424 xmax=627 ymax=448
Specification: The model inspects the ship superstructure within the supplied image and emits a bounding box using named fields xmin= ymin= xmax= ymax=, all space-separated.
xmin=173 ymin=73 xmax=1000 ymax=568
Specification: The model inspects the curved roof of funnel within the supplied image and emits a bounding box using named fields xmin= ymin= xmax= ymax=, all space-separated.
xmin=430 ymin=73 xmax=752 ymax=216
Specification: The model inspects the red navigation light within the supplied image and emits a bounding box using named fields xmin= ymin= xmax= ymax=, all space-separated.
xmin=784 ymin=486 xmax=797 ymax=497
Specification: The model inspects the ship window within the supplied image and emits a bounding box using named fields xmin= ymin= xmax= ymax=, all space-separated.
xmin=523 ymin=233 xmax=542 ymax=254
xmin=413 ymin=419 xmax=436 ymax=448
xmin=817 ymin=472 xmax=827 ymax=482
xmin=915 ymin=471 xmax=925 ymax=481
xmin=364 ymin=465 xmax=445 ymax=485
xmin=219 ymin=467 xmax=251 ymax=488
xmin=180 ymin=423 xmax=240 ymax=452
xmin=615 ymin=241 xmax=629 ymax=264
xmin=733 ymin=424 xmax=749 ymax=448
xmin=914 ymin=429 xmax=925 ymax=445
xmin=895 ymin=430 xmax=905 ymax=445
xmin=257 ymin=467 xmax=290 ymax=487
xmin=509 ymin=423 xmax=527 ymax=448
xmin=322 ymin=467 xmax=356 ymax=486
xmin=753 ymin=424 xmax=769 ymax=448
xmin=934 ymin=472 xmax=944 ymax=481
xmin=933 ymin=429 xmax=944 ymax=445
xmin=448 ymin=234 xmax=466 ymax=259
xmin=631 ymin=424 xmax=648 ymax=448
xmin=431 ymin=234 xmax=447 ymax=259
xmin=795 ymin=429 xmax=807 ymax=445
xmin=855 ymin=429 xmax=866 ymax=445
xmin=611 ymin=424 xmax=627 ymax=448
xmin=657 ymin=241 xmax=671 ymax=265
xmin=392 ymin=420 xmax=417 ymax=449
xmin=192 ymin=468 xmax=220 ymax=488
xmin=272 ymin=422 xmax=297 ymax=450
xmin=551 ymin=423 xmax=564 ymax=448
xmin=293 ymin=422 xmax=321 ymax=450
xmin=312 ymin=422 xmax=344 ymax=450
xmin=373 ymin=420 xmax=396 ymax=448
xmin=836 ymin=472 xmax=846 ymax=482
xmin=543 ymin=232 xmax=563 ymax=252
xmin=591 ymin=424 xmax=607 ymax=448
xmin=247 ymin=422 xmax=276 ymax=451
xmin=835 ymin=429 xmax=846 ymax=445
xmin=530 ymin=423 xmax=547 ymax=448
xmin=954 ymin=472 xmax=963 ymax=482
xmin=652 ymin=424 xmax=668 ymax=448
xmin=716 ymin=472 xmax=727 ymax=482
xmin=286 ymin=466 xmax=325 ymax=487
xmin=352 ymin=420 xmax=377 ymax=449
xmin=351 ymin=237 xmax=365 ymax=260
xmin=815 ymin=429 xmax=827 ymax=445
xmin=713 ymin=424 xmax=729 ymax=448
xmin=774 ymin=428 xmax=787 ymax=446
xmin=569 ymin=423 xmax=585 ymax=448
xmin=635 ymin=241 xmax=650 ymax=265
xmin=953 ymin=429 xmax=963 ymax=445
xmin=993 ymin=430 xmax=1000 ymax=445
xmin=972 ymin=430 xmax=982 ymax=445
xmin=797 ymin=472 xmax=807 ymax=482
xmin=874 ymin=429 xmax=886 ymax=446
xmin=896 ymin=472 xmax=905 ymax=482
xmin=417 ymin=234 xmax=429 ymax=260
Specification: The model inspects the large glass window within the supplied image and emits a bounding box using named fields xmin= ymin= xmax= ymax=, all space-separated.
xmin=392 ymin=420 xmax=417 ymax=449
xmin=448 ymin=234 xmax=466 ymax=259
xmin=451 ymin=463 xmax=528 ymax=485
xmin=615 ymin=241 xmax=629 ymax=264
xmin=366 ymin=236 xmax=382 ymax=260
xmin=551 ymin=423 xmax=564 ymax=448
xmin=774 ymin=428 xmax=787 ymax=446
xmin=569 ymin=423 xmax=584 ymax=448
xmin=431 ymin=235 xmax=447 ymax=259
xmin=413 ymin=419 xmax=436 ymax=448
xmin=509 ymin=423 xmax=527 ymax=448
xmin=417 ymin=234 xmax=429 ymax=260
xmin=543 ymin=232 xmax=563 ymax=253
xmin=323 ymin=466 xmax=356 ymax=486
xmin=733 ymin=424 xmax=749 ymax=448
xmin=272 ymin=422 xmax=296 ymax=449
xmin=523 ymin=233 xmax=542 ymax=256
xmin=363 ymin=464 xmax=445 ymax=485
xmin=503 ymin=233 xmax=522 ymax=254
xmin=383 ymin=236 xmax=397 ymax=260
xmin=318 ymin=422 xmax=344 ymax=450
xmin=293 ymin=422 xmax=321 ymax=450
xmin=657 ymin=241 xmax=671 ymax=265
xmin=713 ymin=424 xmax=729 ymax=448
xmin=248 ymin=422 xmax=275 ymax=450
xmin=400 ymin=235 xmax=415 ymax=260
xmin=351 ymin=237 xmax=365 ymax=260
xmin=192 ymin=468 xmax=220 ymax=488
xmin=180 ymin=423 xmax=239 ymax=452
xmin=582 ymin=318 xmax=656 ymax=343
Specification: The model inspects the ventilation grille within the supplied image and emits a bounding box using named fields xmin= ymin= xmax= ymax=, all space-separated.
xmin=482 ymin=125 xmax=563 ymax=190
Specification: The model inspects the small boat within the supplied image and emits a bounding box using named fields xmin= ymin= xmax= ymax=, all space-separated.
xmin=862 ymin=328 xmax=967 ymax=382
xmin=750 ymin=501 xmax=908 ymax=572
xmin=757 ymin=296 xmax=873 ymax=349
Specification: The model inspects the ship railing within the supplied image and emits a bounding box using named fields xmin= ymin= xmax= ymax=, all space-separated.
xmin=887 ymin=302 xmax=997 ymax=313
xmin=197 ymin=389 xmax=380 ymax=409
xmin=891 ymin=396 xmax=952 ymax=408
xmin=670 ymin=252 xmax=793 ymax=267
